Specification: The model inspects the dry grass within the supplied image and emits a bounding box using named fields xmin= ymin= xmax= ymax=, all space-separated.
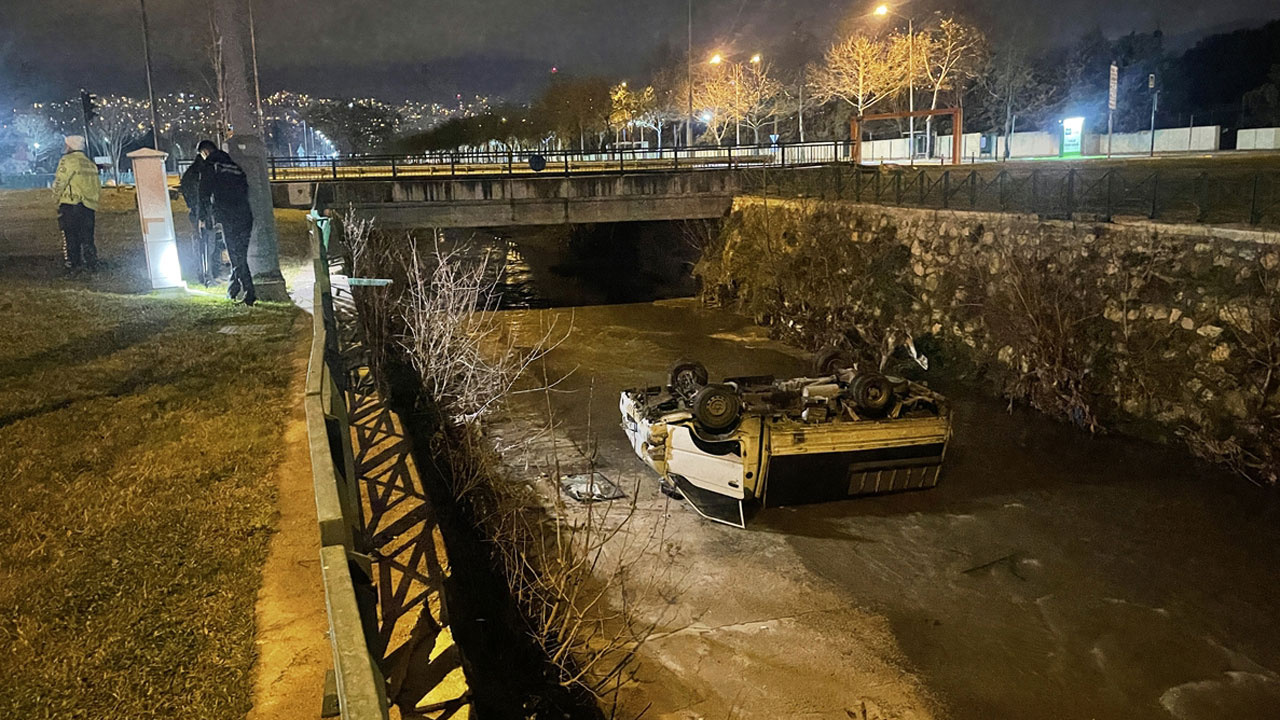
xmin=0 ymin=188 xmax=306 ymax=719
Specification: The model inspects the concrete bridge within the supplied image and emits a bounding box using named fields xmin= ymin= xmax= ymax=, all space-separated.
xmin=273 ymin=169 xmax=746 ymax=228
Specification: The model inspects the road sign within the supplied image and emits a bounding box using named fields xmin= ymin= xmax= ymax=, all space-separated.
xmin=1109 ymin=63 xmax=1118 ymax=111
xmin=1148 ymin=73 xmax=1156 ymax=89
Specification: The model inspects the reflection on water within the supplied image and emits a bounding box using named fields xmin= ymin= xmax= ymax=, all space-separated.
xmin=439 ymin=220 xmax=706 ymax=309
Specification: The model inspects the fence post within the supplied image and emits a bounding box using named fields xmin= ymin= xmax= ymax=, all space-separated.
xmin=1196 ymin=171 xmax=1209 ymax=223
xmin=781 ymin=144 xmax=787 ymax=167
xmin=564 ymin=152 xmax=570 ymax=176
xmin=1149 ymin=172 xmax=1160 ymax=219
xmin=1105 ymin=170 xmax=1115 ymax=221
xmin=450 ymin=153 xmax=457 ymax=177
xmin=1250 ymin=173 xmax=1262 ymax=225
xmin=331 ymin=157 xmax=338 ymax=180
xmin=390 ymin=157 xmax=397 ymax=179
xmin=1066 ymin=169 xmax=1076 ymax=219
xmin=269 ymin=156 xmax=276 ymax=181
xmin=507 ymin=151 xmax=514 ymax=176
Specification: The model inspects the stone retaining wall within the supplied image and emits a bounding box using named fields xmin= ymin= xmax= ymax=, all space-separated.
xmin=698 ymin=196 xmax=1280 ymax=484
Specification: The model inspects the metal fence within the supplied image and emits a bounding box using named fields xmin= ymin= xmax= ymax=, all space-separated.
xmin=750 ymin=165 xmax=1280 ymax=227
xmin=268 ymin=141 xmax=853 ymax=181
xmin=305 ymin=215 xmax=391 ymax=720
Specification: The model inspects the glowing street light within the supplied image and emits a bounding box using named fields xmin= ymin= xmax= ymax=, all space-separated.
xmin=709 ymin=53 xmax=723 ymax=65
xmin=750 ymin=53 xmax=762 ymax=64
xmin=874 ymin=3 xmax=889 ymax=15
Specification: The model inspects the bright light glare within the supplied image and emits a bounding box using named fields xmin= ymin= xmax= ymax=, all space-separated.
xmin=700 ymin=111 xmax=714 ymax=122
xmin=874 ymin=4 xmax=889 ymax=15
xmin=750 ymin=54 xmax=762 ymax=63
xmin=709 ymin=53 xmax=723 ymax=65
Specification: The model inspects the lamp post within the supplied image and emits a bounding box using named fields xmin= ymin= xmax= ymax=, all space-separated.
xmin=687 ymin=0 xmax=694 ymax=146
xmin=875 ymin=4 xmax=913 ymax=159
xmin=138 ymin=0 xmax=161 ymax=150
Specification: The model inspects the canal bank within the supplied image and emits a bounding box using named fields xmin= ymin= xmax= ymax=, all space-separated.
xmin=490 ymin=298 xmax=1280 ymax=720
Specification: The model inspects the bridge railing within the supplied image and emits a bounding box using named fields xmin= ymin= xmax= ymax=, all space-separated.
xmin=268 ymin=140 xmax=855 ymax=181
xmin=749 ymin=165 xmax=1280 ymax=227
xmin=305 ymin=214 xmax=391 ymax=720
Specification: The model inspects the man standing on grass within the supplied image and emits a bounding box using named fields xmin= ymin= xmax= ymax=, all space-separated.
xmin=51 ymin=135 xmax=101 ymax=276
xmin=196 ymin=139 xmax=255 ymax=305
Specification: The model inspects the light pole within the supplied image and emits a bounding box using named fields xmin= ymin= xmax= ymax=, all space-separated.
xmin=875 ymin=4 xmax=913 ymax=159
xmin=687 ymin=0 xmax=694 ymax=146
xmin=138 ymin=0 xmax=160 ymax=150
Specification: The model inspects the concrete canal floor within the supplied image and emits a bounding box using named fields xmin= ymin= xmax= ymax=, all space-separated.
xmin=490 ymin=298 xmax=1280 ymax=720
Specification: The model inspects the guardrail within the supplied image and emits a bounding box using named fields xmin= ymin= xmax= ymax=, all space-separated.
xmin=305 ymin=213 xmax=391 ymax=720
xmin=753 ymin=165 xmax=1280 ymax=227
xmin=269 ymin=140 xmax=855 ymax=181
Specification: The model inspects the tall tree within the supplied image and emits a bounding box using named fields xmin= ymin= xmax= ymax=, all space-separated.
xmin=213 ymin=0 xmax=283 ymax=299
xmin=917 ymin=17 xmax=988 ymax=152
xmin=809 ymin=34 xmax=911 ymax=131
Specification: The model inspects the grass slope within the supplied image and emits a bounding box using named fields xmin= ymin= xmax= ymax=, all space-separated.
xmin=0 ymin=187 xmax=305 ymax=719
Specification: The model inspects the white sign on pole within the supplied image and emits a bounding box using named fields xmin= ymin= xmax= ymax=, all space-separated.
xmin=1109 ymin=63 xmax=1119 ymax=111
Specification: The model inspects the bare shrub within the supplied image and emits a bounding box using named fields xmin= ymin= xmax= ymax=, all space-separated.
xmin=347 ymin=217 xmax=667 ymax=705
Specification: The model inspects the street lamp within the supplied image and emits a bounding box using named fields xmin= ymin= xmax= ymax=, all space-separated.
xmin=709 ymin=53 xmax=723 ymax=65
xmin=873 ymin=4 xmax=915 ymax=159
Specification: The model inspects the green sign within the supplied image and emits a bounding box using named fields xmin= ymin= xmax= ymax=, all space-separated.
xmin=1062 ymin=116 xmax=1085 ymax=156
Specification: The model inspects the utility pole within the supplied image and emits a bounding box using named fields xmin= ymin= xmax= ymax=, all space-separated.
xmin=139 ymin=0 xmax=161 ymax=150
xmin=686 ymin=0 xmax=694 ymax=147
xmin=213 ymin=0 xmax=285 ymax=299
xmin=248 ymin=0 xmax=265 ymax=132
xmin=798 ymin=66 xmax=805 ymax=142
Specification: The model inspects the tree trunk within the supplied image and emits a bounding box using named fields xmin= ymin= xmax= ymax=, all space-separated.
xmin=213 ymin=0 xmax=284 ymax=299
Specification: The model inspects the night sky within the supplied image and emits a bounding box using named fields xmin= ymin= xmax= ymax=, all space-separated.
xmin=1 ymin=0 xmax=1275 ymax=104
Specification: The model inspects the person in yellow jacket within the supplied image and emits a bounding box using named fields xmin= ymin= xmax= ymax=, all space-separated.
xmin=51 ymin=135 xmax=102 ymax=274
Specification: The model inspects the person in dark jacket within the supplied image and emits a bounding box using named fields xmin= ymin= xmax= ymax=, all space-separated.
xmin=179 ymin=153 xmax=221 ymax=284
xmin=196 ymin=139 xmax=256 ymax=305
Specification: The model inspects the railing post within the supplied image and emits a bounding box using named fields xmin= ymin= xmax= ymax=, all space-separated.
xmin=390 ymin=157 xmax=397 ymax=179
xmin=1196 ymin=171 xmax=1209 ymax=223
xmin=1250 ymin=173 xmax=1262 ymax=225
xmin=1105 ymin=170 xmax=1115 ymax=221
xmin=331 ymin=157 xmax=338 ymax=180
xmin=942 ymin=170 xmax=951 ymax=209
xmin=781 ymin=143 xmax=787 ymax=167
xmin=269 ymin=156 xmax=276 ymax=181
xmin=969 ymin=170 xmax=977 ymax=209
xmin=1066 ymin=169 xmax=1076 ymax=219
xmin=1149 ymin=172 xmax=1160 ymax=219
xmin=507 ymin=151 xmax=514 ymax=176
xmin=450 ymin=153 xmax=456 ymax=177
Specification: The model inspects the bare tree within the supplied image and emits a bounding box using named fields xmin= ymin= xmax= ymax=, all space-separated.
xmin=983 ymin=42 xmax=1054 ymax=158
xmin=94 ymin=101 xmax=144 ymax=185
xmin=809 ymin=34 xmax=910 ymax=121
xmin=11 ymin=114 xmax=61 ymax=170
xmin=917 ymin=17 xmax=989 ymax=154
xmin=738 ymin=60 xmax=784 ymax=144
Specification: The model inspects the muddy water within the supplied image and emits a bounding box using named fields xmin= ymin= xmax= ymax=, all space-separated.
xmin=476 ymin=227 xmax=1280 ymax=719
